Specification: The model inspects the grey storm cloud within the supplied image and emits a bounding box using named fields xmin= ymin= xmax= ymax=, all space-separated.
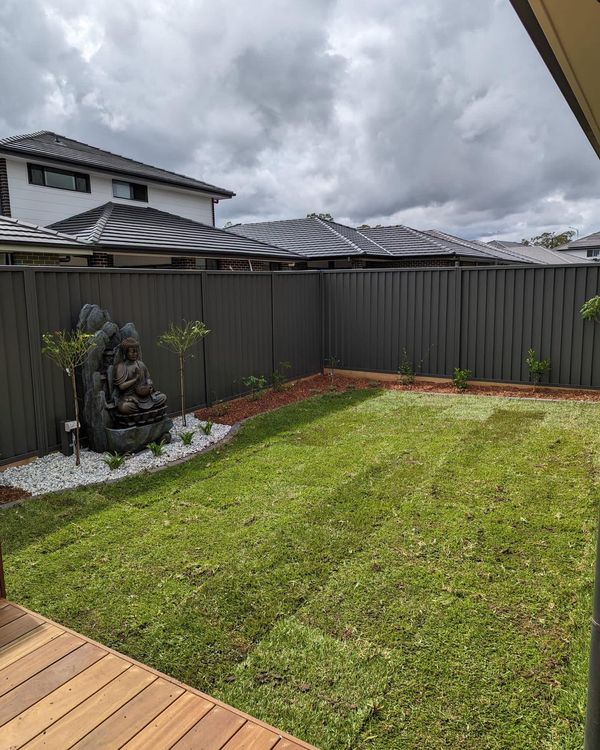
xmin=1 ymin=0 xmax=599 ymax=241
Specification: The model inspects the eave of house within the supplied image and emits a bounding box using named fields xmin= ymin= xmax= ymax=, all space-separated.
xmin=510 ymin=0 xmax=600 ymax=158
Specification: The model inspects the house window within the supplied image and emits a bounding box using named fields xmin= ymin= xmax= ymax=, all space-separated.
xmin=27 ymin=163 xmax=90 ymax=193
xmin=112 ymin=180 xmax=148 ymax=201
xmin=586 ymin=249 xmax=600 ymax=258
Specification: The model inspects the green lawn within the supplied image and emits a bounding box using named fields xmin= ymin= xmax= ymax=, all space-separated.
xmin=1 ymin=389 xmax=598 ymax=749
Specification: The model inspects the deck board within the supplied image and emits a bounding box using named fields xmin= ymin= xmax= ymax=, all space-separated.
xmin=0 ymin=600 xmax=317 ymax=750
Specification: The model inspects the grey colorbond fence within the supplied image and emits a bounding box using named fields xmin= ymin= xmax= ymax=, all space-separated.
xmin=1 ymin=263 xmax=600 ymax=465
xmin=323 ymin=264 xmax=600 ymax=384
xmin=0 ymin=267 xmax=321 ymax=465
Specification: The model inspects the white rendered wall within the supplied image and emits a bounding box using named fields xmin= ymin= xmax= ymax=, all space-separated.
xmin=5 ymin=156 xmax=215 ymax=227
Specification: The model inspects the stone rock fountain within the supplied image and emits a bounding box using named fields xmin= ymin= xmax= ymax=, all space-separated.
xmin=77 ymin=304 xmax=173 ymax=453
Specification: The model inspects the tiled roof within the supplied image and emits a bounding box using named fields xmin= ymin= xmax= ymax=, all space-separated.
xmin=48 ymin=203 xmax=297 ymax=260
xmin=0 ymin=214 xmax=91 ymax=251
xmin=227 ymin=216 xmax=387 ymax=258
xmin=0 ymin=131 xmax=234 ymax=197
xmin=229 ymin=217 xmax=535 ymax=262
xmin=425 ymin=230 xmax=533 ymax=263
xmin=487 ymin=239 xmax=585 ymax=264
xmin=565 ymin=231 xmax=600 ymax=249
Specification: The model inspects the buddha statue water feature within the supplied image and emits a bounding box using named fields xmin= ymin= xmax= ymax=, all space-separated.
xmin=77 ymin=304 xmax=173 ymax=454
xmin=114 ymin=337 xmax=167 ymax=417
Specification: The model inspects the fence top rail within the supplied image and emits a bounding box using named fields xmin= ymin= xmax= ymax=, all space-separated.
xmin=0 ymin=265 xmax=322 ymax=277
xmin=320 ymin=262 xmax=597 ymax=273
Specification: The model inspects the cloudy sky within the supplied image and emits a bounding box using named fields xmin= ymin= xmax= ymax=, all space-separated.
xmin=1 ymin=0 xmax=599 ymax=240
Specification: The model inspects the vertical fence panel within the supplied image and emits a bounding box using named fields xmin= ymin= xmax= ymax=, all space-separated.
xmin=322 ymin=268 xmax=457 ymax=376
xmin=0 ymin=271 xmax=38 ymax=461
xmin=272 ymin=272 xmax=321 ymax=379
xmin=203 ymin=272 xmax=273 ymax=402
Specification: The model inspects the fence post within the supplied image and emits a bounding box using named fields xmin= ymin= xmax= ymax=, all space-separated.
xmin=200 ymin=272 xmax=210 ymax=406
xmin=320 ymin=271 xmax=326 ymax=373
xmin=23 ymin=269 xmax=49 ymax=456
xmin=270 ymin=272 xmax=276 ymax=379
xmin=453 ymin=263 xmax=462 ymax=375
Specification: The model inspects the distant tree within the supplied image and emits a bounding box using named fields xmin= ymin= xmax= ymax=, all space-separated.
xmin=520 ymin=230 xmax=576 ymax=248
xmin=357 ymin=224 xmax=371 ymax=230
xmin=307 ymin=212 xmax=334 ymax=221
xmin=223 ymin=220 xmax=234 ymax=229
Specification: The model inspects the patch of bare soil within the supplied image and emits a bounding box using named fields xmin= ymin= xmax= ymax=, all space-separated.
xmin=0 ymin=485 xmax=31 ymax=505
xmin=195 ymin=373 xmax=600 ymax=425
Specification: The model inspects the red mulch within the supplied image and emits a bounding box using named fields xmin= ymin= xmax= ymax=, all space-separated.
xmin=195 ymin=373 xmax=600 ymax=425
xmin=0 ymin=485 xmax=31 ymax=505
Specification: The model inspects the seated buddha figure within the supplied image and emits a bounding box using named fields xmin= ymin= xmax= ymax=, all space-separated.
xmin=114 ymin=337 xmax=167 ymax=415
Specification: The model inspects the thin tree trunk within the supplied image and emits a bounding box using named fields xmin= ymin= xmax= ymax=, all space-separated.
xmin=180 ymin=353 xmax=186 ymax=426
xmin=71 ymin=369 xmax=81 ymax=466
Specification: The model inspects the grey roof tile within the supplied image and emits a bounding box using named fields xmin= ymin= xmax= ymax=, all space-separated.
xmin=48 ymin=203 xmax=297 ymax=259
xmin=0 ymin=131 xmax=234 ymax=197
xmin=487 ymin=239 xmax=585 ymax=264
xmin=0 ymin=214 xmax=91 ymax=250
xmin=566 ymin=231 xmax=600 ymax=249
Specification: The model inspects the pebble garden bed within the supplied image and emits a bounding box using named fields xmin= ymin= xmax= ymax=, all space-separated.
xmin=0 ymin=414 xmax=230 ymax=500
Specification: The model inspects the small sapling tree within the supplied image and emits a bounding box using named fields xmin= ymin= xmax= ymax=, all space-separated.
xmin=157 ymin=320 xmax=210 ymax=426
xmin=41 ymin=329 xmax=96 ymax=466
xmin=581 ymin=296 xmax=600 ymax=323
xmin=526 ymin=349 xmax=550 ymax=386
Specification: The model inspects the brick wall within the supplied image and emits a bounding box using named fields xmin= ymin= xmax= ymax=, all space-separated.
xmin=171 ymin=256 xmax=196 ymax=269
xmin=88 ymin=252 xmax=114 ymax=267
xmin=0 ymin=158 xmax=11 ymax=217
xmin=12 ymin=252 xmax=61 ymax=266
xmin=217 ymin=258 xmax=274 ymax=272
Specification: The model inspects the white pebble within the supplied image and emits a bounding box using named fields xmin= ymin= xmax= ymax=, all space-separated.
xmin=0 ymin=414 xmax=231 ymax=497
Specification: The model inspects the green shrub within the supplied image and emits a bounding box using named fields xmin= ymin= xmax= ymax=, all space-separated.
xmin=242 ymin=375 xmax=268 ymax=400
xmin=102 ymin=452 xmax=126 ymax=470
xmin=526 ymin=349 xmax=551 ymax=385
xmin=179 ymin=430 xmax=195 ymax=446
xmin=147 ymin=441 xmax=166 ymax=457
xmin=200 ymin=421 xmax=214 ymax=436
xmin=452 ymin=367 xmax=472 ymax=391
xmin=272 ymin=361 xmax=292 ymax=392
xmin=398 ymin=349 xmax=415 ymax=385
xmin=581 ymin=295 xmax=600 ymax=321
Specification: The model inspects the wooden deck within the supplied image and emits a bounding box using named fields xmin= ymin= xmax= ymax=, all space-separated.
xmin=0 ymin=599 xmax=316 ymax=750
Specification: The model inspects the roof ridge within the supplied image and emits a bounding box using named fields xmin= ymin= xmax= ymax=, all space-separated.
xmin=316 ymin=217 xmax=366 ymax=255
xmin=0 ymin=131 xmax=234 ymax=197
xmin=0 ymin=213 xmax=89 ymax=244
xmin=429 ymin=229 xmax=533 ymax=263
xmin=401 ymin=224 xmax=453 ymax=253
xmin=88 ymin=202 xmax=115 ymax=243
xmin=354 ymin=226 xmax=394 ymax=256
xmin=0 ymin=130 xmax=51 ymax=145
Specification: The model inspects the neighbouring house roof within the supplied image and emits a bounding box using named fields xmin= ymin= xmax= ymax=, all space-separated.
xmin=48 ymin=203 xmax=298 ymax=260
xmin=562 ymin=231 xmax=600 ymax=250
xmin=227 ymin=216 xmax=391 ymax=258
xmin=228 ymin=216 xmax=510 ymax=262
xmin=488 ymin=239 xmax=586 ymax=263
xmin=0 ymin=131 xmax=235 ymax=198
xmin=0 ymin=214 xmax=91 ymax=253
xmin=424 ymin=230 xmax=535 ymax=263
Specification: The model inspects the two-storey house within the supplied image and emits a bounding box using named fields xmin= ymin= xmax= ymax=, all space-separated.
xmin=0 ymin=132 xmax=297 ymax=269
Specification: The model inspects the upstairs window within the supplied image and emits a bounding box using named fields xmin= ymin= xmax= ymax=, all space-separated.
xmin=587 ymin=249 xmax=600 ymax=258
xmin=112 ymin=180 xmax=148 ymax=201
xmin=28 ymin=163 xmax=90 ymax=193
